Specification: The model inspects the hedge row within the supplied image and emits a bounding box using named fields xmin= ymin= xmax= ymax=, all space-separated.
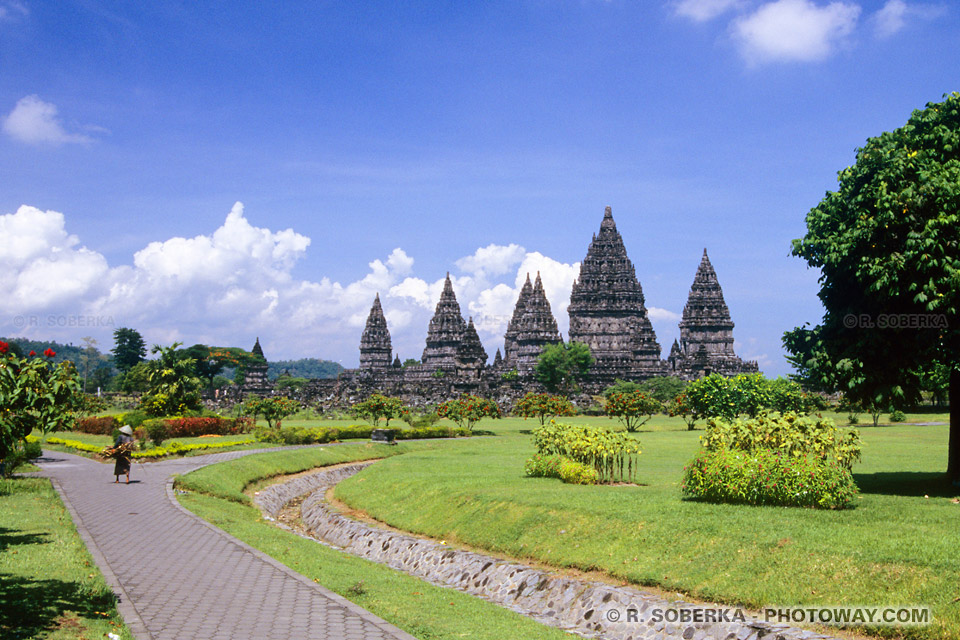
xmin=254 ymin=424 xmax=470 ymax=445
xmin=45 ymin=437 xmax=257 ymax=459
xmin=74 ymin=415 xmax=251 ymax=437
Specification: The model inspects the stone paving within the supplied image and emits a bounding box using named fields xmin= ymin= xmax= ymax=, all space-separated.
xmin=36 ymin=448 xmax=419 ymax=640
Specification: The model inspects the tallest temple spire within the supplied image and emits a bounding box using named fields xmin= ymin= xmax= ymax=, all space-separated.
xmin=421 ymin=273 xmax=467 ymax=371
xmin=567 ymin=206 xmax=663 ymax=382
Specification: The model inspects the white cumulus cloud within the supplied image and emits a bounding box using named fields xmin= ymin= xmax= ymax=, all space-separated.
xmin=732 ymin=0 xmax=861 ymax=64
xmin=673 ymin=0 xmax=744 ymax=21
xmin=455 ymin=243 xmax=526 ymax=279
xmin=2 ymin=95 xmax=96 ymax=145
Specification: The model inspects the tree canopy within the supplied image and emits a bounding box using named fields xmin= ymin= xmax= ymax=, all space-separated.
xmin=112 ymin=327 xmax=146 ymax=373
xmin=534 ymin=342 xmax=594 ymax=396
xmin=783 ymin=92 xmax=960 ymax=482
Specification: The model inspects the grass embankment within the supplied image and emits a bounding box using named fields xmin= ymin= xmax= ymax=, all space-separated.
xmin=0 ymin=477 xmax=133 ymax=640
xmin=333 ymin=416 xmax=959 ymax=640
xmin=175 ymin=441 xmax=572 ymax=640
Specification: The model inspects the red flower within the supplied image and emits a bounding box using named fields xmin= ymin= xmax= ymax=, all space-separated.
xmin=0 ymin=341 xmax=7 ymax=354
xmin=28 ymin=350 xmax=36 ymax=356
xmin=43 ymin=348 xmax=56 ymax=358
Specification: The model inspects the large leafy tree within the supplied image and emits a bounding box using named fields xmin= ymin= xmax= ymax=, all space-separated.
xmin=140 ymin=343 xmax=203 ymax=416
xmin=534 ymin=342 xmax=595 ymax=397
xmin=112 ymin=327 xmax=147 ymax=373
xmin=0 ymin=341 xmax=84 ymax=469
xmin=783 ymin=92 xmax=960 ymax=483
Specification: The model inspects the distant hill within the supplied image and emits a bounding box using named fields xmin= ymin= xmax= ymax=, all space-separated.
xmin=1 ymin=337 xmax=114 ymax=371
xmin=267 ymin=358 xmax=344 ymax=380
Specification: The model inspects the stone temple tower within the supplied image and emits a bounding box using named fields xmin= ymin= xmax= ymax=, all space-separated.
xmin=359 ymin=293 xmax=393 ymax=370
xmin=421 ymin=273 xmax=467 ymax=371
xmin=502 ymin=274 xmax=534 ymax=368
xmin=668 ymin=249 xmax=758 ymax=378
xmin=514 ymin=273 xmax=562 ymax=375
xmin=567 ymin=206 xmax=663 ymax=382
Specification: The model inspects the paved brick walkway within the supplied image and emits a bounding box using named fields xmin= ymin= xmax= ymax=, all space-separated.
xmin=37 ymin=448 xmax=419 ymax=640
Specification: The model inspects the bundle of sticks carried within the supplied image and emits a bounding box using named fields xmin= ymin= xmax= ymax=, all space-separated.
xmin=97 ymin=441 xmax=137 ymax=460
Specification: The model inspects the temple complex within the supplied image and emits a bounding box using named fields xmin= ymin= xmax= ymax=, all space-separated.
xmin=237 ymin=206 xmax=759 ymax=404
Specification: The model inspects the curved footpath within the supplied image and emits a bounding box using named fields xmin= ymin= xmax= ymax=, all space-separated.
xmin=36 ymin=447 xmax=419 ymax=640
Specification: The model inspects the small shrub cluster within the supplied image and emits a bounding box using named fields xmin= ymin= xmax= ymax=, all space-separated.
xmin=1 ymin=438 xmax=42 ymax=475
xmin=74 ymin=416 xmax=119 ymax=435
xmin=531 ymin=421 xmax=640 ymax=483
xmin=888 ymin=409 xmax=907 ymax=423
xmin=512 ymin=392 xmax=577 ymax=425
xmin=524 ymin=454 xmax=598 ymax=485
xmin=682 ymin=412 xmax=861 ymax=509
xmin=682 ymin=448 xmax=858 ymax=509
xmin=684 ymin=373 xmax=819 ymax=421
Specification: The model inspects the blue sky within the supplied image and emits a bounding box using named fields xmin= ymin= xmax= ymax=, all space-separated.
xmin=1 ymin=0 xmax=957 ymax=374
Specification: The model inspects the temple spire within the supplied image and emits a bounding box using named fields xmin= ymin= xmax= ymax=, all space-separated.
xmin=568 ymin=205 xmax=663 ymax=381
xmin=503 ymin=273 xmax=534 ymax=367
xmin=359 ymin=293 xmax=393 ymax=370
xmin=422 ymin=275 xmax=466 ymax=370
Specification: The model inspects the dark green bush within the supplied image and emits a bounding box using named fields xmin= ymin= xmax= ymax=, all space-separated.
xmin=889 ymin=409 xmax=907 ymax=423
xmin=143 ymin=419 xmax=168 ymax=447
xmin=682 ymin=447 xmax=858 ymax=509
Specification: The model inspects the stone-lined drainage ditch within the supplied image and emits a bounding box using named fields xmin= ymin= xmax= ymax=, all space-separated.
xmin=253 ymin=462 xmax=838 ymax=640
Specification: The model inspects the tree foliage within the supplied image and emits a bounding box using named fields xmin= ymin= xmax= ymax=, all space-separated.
xmin=437 ymin=395 xmax=500 ymax=432
xmin=242 ymin=395 xmax=300 ymax=429
xmin=782 ymin=93 xmax=960 ymax=481
xmin=534 ymin=341 xmax=594 ymax=396
xmin=604 ymin=390 xmax=662 ymax=432
xmin=513 ymin=392 xmax=576 ymax=425
xmin=352 ymin=393 xmax=408 ymax=427
xmin=0 ymin=342 xmax=84 ymax=470
xmin=639 ymin=376 xmax=688 ymax=404
xmin=112 ymin=327 xmax=147 ymax=373
xmin=140 ymin=343 xmax=203 ymax=416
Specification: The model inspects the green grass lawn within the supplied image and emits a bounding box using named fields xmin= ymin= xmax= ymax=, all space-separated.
xmin=175 ymin=442 xmax=573 ymax=640
xmin=332 ymin=416 xmax=959 ymax=640
xmin=0 ymin=477 xmax=133 ymax=640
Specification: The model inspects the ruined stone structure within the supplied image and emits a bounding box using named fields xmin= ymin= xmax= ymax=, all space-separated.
xmin=421 ymin=274 xmax=467 ymax=372
xmin=359 ymin=294 xmax=392 ymax=370
xmin=568 ymin=207 xmax=665 ymax=384
xmin=241 ymin=337 xmax=272 ymax=395
xmin=233 ymin=206 xmax=759 ymax=406
xmin=511 ymin=273 xmax=562 ymax=375
xmin=667 ymin=249 xmax=758 ymax=378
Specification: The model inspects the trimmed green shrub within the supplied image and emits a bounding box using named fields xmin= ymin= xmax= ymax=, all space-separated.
xmin=682 ymin=448 xmax=858 ymax=509
xmin=524 ymin=453 xmax=598 ymax=485
xmin=557 ymin=458 xmax=599 ymax=484
xmin=683 ymin=412 xmax=862 ymax=509
xmin=143 ymin=419 xmax=168 ymax=447
xmin=889 ymin=409 xmax=907 ymax=423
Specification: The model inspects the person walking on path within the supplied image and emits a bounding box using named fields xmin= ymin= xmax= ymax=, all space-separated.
xmin=112 ymin=425 xmax=135 ymax=483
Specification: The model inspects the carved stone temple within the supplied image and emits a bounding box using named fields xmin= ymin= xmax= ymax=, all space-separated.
xmin=310 ymin=205 xmax=758 ymax=403
xmin=667 ymin=249 xmax=758 ymax=378
xmin=567 ymin=207 xmax=665 ymax=383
